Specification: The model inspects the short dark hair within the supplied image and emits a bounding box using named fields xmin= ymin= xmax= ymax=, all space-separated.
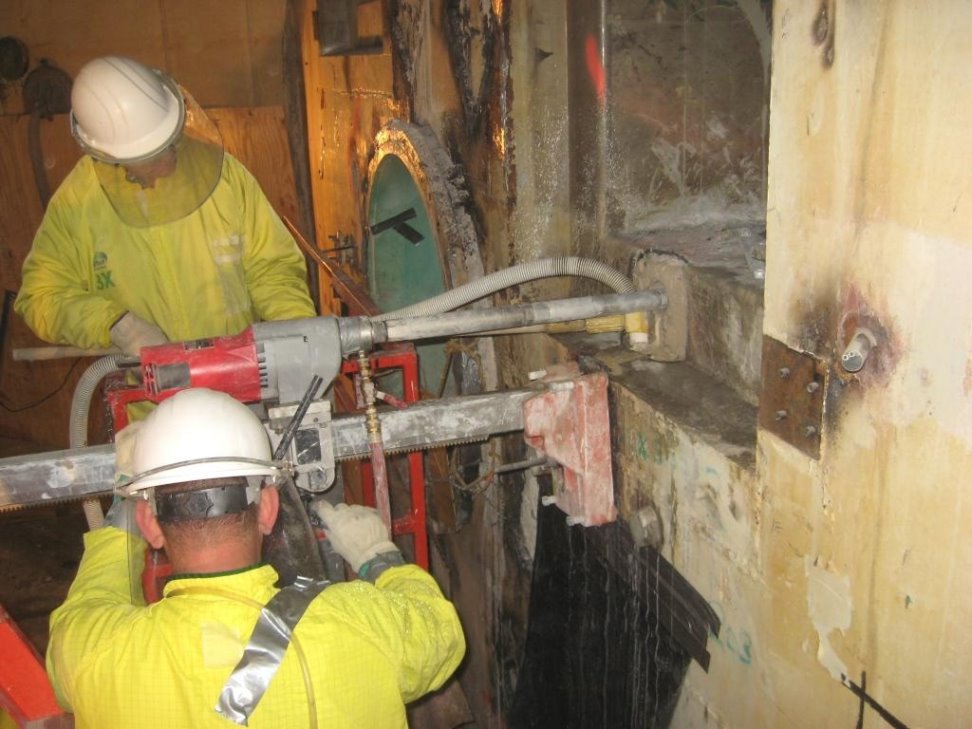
xmin=156 ymin=477 xmax=260 ymax=549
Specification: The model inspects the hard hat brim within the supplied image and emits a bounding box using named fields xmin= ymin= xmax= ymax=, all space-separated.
xmin=117 ymin=456 xmax=284 ymax=498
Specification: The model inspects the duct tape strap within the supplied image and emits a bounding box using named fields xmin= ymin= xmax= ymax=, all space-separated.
xmin=216 ymin=575 xmax=331 ymax=725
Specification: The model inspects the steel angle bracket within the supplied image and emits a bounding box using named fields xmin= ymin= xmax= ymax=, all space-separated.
xmin=523 ymin=364 xmax=617 ymax=526
xmin=758 ymin=336 xmax=826 ymax=458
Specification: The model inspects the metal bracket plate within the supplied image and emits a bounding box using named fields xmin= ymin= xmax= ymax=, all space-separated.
xmin=630 ymin=252 xmax=688 ymax=362
xmin=267 ymin=400 xmax=336 ymax=493
xmin=758 ymin=336 xmax=826 ymax=458
xmin=524 ymin=364 xmax=617 ymax=526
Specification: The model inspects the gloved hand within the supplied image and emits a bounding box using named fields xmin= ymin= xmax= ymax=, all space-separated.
xmin=109 ymin=311 xmax=168 ymax=356
xmin=113 ymin=420 xmax=145 ymax=486
xmin=105 ymin=421 xmax=146 ymax=534
xmin=312 ymin=500 xmax=401 ymax=576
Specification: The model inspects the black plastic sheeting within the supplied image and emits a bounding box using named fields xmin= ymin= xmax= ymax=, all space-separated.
xmin=508 ymin=495 xmax=692 ymax=728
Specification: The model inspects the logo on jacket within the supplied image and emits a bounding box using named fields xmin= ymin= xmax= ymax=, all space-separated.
xmin=93 ymin=251 xmax=114 ymax=290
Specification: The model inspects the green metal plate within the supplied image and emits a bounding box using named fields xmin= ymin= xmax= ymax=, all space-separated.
xmin=367 ymin=155 xmax=455 ymax=396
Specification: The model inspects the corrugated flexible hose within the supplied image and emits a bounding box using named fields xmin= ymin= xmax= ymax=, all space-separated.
xmin=70 ymin=354 xmax=126 ymax=530
xmin=371 ymin=257 xmax=635 ymax=321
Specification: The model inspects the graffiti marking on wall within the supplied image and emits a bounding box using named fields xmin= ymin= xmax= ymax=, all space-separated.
xmin=708 ymin=600 xmax=754 ymax=666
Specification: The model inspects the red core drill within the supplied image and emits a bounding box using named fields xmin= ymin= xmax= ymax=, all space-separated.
xmin=106 ymin=317 xmax=357 ymax=428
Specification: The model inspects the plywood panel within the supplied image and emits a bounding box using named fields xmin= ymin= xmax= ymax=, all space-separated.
xmin=0 ymin=118 xmax=47 ymax=291
xmin=162 ymin=1 xmax=256 ymax=106
xmin=0 ymin=0 xmax=286 ymax=109
xmin=1 ymin=1 xmax=166 ymax=82
xmin=297 ymin=0 xmax=399 ymax=316
xmin=209 ymin=106 xmax=298 ymax=224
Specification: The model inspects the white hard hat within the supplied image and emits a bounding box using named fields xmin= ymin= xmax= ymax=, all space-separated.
xmin=119 ymin=388 xmax=279 ymax=496
xmin=70 ymin=56 xmax=185 ymax=163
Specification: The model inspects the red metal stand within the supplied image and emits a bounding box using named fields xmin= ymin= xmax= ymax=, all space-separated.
xmin=341 ymin=349 xmax=428 ymax=570
xmin=0 ymin=604 xmax=69 ymax=727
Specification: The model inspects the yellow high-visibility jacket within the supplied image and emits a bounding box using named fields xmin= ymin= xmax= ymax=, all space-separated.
xmin=47 ymin=528 xmax=466 ymax=728
xmin=15 ymin=153 xmax=316 ymax=349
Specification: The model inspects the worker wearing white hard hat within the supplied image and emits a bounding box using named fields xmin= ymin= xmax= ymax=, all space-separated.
xmin=46 ymin=388 xmax=466 ymax=728
xmin=16 ymin=56 xmax=316 ymax=358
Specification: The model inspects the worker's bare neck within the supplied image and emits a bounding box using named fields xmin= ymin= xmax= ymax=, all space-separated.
xmin=166 ymin=541 xmax=261 ymax=576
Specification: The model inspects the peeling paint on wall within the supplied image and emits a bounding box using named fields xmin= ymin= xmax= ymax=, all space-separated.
xmin=805 ymin=558 xmax=852 ymax=682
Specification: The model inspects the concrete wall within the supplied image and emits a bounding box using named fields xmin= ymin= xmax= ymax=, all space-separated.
xmin=746 ymin=1 xmax=971 ymax=725
xmin=500 ymin=4 xmax=972 ymax=724
xmin=651 ymin=2 xmax=972 ymax=727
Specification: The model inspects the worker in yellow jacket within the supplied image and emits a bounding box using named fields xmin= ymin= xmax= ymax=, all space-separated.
xmin=15 ymin=56 xmax=315 ymax=355
xmin=47 ymin=388 xmax=465 ymax=728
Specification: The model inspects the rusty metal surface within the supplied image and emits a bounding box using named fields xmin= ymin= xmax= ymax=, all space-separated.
xmin=523 ymin=364 xmax=617 ymax=526
xmin=758 ymin=335 xmax=826 ymax=458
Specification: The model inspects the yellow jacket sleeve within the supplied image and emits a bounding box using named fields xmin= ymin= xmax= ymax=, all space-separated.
xmin=46 ymin=528 xmax=146 ymax=711
xmin=15 ymin=163 xmax=127 ymax=348
xmin=367 ymin=565 xmax=467 ymax=702
xmin=16 ymin=155 xmax=315 ymax=350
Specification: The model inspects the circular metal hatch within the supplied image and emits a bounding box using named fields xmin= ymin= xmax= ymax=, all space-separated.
xmin=365 ymin=121 xmax=497 ymax=532
xmin=365 ymin=120 xmax=496 ymax=397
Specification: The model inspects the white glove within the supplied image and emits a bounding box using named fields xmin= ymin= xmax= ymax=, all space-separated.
xmin=312 ymin=500 xmax=400 ymax=574
xmin=109 ymin=311 xmax=168 ymax=356
xmin=104 ymin=421 xmax=145 ymax=533
xmin=114 ymin=420 xmax=145 ymax=486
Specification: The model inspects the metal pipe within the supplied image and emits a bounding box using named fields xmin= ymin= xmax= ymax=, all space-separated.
xmin=14 ymin=345 xmax=119 ymax=361
xmin=840 ymin=328 xmax=876 ymax=373
xmin=0 ymin=390 xmax=536 ymax=512
xmin=357 ymin=352 xmax=392 ymax=531
xmin=283 ymin=217 xmax=380 ymax=317
xmin=375 ymin=290 xmax=665 ymax=345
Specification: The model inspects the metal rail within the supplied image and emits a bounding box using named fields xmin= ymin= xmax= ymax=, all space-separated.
xmin=0 ymin=389 xmax=534 ymax=512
